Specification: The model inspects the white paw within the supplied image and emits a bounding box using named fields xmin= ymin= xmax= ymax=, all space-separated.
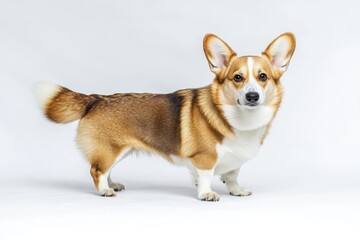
xmin=230 ymin=188 xmax=252 ymax=197
xmin=109 ymin=182 xmax=125 ymax=192
xmin=99 ymin=188 xmax=117 ymax=197
xmin=198 ymin=192 xmax=220 ymax=201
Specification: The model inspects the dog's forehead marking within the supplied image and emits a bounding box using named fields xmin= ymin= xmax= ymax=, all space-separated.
xmin=245 ymin=57 xmax=260 ymax=92
xmin=247 ymin=57 xmax=255 ymax=82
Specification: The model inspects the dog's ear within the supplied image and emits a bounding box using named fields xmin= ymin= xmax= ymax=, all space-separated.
xmin=263 ymin=33 xmax=296 ymax=79
xmin=203 ymin=34 xmax=236 ymax=76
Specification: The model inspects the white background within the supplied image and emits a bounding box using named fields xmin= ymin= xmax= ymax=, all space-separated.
xmin=1 ymin=0 xmax=360 ymax=239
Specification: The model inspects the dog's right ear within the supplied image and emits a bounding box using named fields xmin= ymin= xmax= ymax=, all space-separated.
xmin=203 ymin=34 xmax=236 ymax=76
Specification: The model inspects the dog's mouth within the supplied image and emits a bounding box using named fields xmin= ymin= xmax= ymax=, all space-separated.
xmin=245 ymin=103 xmax=260 ymax=109
xmin=237 ymin=99 xmax=260 ymax=109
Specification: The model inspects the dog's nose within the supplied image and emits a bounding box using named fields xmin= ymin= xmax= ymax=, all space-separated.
xmin=245 ymin=92 xmax=260 ymax=103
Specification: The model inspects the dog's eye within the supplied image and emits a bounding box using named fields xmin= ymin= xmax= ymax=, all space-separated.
xmin=258 ymin=73 xmax=268 ymax=81
xmin=233 ymin=74 xmax=244 ymax=82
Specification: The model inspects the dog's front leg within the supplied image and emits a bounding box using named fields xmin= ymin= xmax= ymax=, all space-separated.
xmin=221 ymin=168 xmax=252 ymax=197
xmin=196 ymin=168 xmax=219 ymax=201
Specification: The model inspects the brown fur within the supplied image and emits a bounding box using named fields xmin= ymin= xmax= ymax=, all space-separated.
xmin=43 ymin=86 xmax=234 ymax=189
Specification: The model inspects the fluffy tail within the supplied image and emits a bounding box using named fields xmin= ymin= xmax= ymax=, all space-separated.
xmin=35 ymin=82 xmax=100 ymax=123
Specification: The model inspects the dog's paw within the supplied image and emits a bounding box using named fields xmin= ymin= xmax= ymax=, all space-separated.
xmin=198 ymin=192 xmax=220 ymax=201
xmin=109 ymin=182 xmax=125 ymax=192
xmin=99 ymin=188 xmax=117 ymax=197
xmin=230 ymin=188 xmax=252 ymax=197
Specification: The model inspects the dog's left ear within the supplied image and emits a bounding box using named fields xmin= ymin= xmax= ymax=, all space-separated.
xmin=263 ymin=33 xmax=296 ymax=79
xmin=203 ymin=34 xmax=236 ymax=77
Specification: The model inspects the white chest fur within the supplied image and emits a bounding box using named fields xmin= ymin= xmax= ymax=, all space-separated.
xmin=213 ymin=105 xmax=274 ymax=175
xmin=221 ymin=105 xmax=274 ymax=131
xmin=214 ymin=127 xmax=266 ymax=175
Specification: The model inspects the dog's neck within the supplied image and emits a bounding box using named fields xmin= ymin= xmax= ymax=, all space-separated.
xmin=220 ymin=105 xmax=275 ymax=131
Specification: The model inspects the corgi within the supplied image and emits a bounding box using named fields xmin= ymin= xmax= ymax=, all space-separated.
xmin=36 ymin=33 xmax=296 ymax=201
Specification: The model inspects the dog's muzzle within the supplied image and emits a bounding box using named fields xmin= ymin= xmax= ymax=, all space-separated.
xmin=244 ymin=91 xmax=260 ymax=107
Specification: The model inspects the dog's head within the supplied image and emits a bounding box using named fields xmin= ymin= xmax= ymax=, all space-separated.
xmin=204 ymin=33 xmax=296 ymax=110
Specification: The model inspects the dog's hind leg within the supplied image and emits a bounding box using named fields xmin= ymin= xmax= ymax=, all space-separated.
xmin=107 ymin=149 xmax=132 ymax=192
xmin=89 ymin=147 xmax=130 ymax=197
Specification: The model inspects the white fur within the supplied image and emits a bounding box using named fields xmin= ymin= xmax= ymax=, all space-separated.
xmin=222 ymin=105 xmax=274 ymax=131
xmin=196 ymin=168 xmax=219 ymax=201
xmin=215 ymin=127 xmax=266 ymax=175
xmin=214 ymin=98 xmax=274 ymax=175
xmin=246 ymin=57 xmax=257 ymax=87
xmin=98 ymin=175 xmax=116 ymax=197
xmin=97 ymin=148 xmax=131 ymax=197
xmin=221 ymin=169 xmax=252 ymax=196
xmin=35 ymin=82 xmax=61 ymax=110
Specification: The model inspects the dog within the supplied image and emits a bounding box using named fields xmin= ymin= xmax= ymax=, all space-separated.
xmin=36 ymin=33 xmax=296 ymax=201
